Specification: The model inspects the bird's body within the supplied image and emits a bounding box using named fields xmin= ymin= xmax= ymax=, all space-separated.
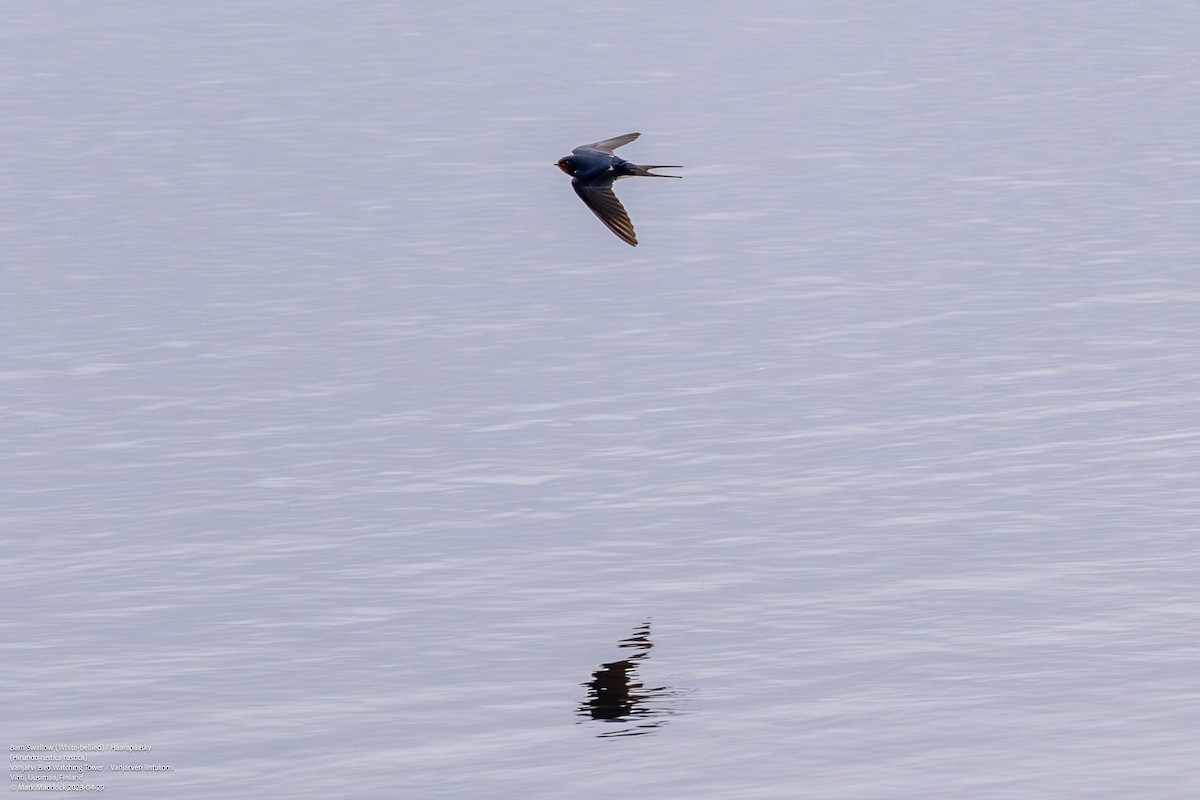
xmin=555 ymin=132 xmax=680 ymax=246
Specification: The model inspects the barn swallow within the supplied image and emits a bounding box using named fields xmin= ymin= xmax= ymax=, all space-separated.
xmin=556 ymin=132 xmax=681 ymax=246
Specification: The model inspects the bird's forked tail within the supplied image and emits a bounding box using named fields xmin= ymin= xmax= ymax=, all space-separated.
xmin=629 ymin=163 xmax=683 ymax=178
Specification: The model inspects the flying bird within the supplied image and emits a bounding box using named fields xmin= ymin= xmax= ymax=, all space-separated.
xmin=555 ymin=132 xmax=681 ymax=246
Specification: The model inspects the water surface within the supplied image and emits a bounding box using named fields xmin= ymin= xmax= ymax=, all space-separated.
xmin=4 ymin=2 xmax=1199 ymax=797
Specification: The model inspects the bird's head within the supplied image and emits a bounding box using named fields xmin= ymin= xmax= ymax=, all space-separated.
xmin=555 ymin=157 xmax=577 ymax=176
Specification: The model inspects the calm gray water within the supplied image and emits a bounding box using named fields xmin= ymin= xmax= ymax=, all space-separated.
xmin=4 ymin=2 xmax=1199 ymax=797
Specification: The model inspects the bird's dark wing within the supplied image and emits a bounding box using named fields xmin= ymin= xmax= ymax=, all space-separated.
xmin=573 ymin=181 xmax=637 ymax=246
xmin=574 ymin=132 xmax=640 ymax=155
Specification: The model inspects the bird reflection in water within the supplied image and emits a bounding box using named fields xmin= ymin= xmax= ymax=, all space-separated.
xmin=577 ymin=622 xmax=682 ymax=737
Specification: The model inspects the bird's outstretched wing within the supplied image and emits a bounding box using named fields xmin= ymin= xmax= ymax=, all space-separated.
xmin=574 ymin=132 xmax=640 ymax=155
xmin=573 ymin=182 xmax=637 ymax=246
